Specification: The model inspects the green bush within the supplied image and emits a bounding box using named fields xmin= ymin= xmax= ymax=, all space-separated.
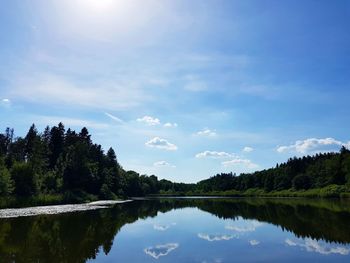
xmin=99 ymin=184 xmax=117 ymax=200
xmin=0 ymin=158 xmax=14 ymax=196
xmin=63 ymin=190 xmax=98 ymax=203
xmin=292 ymin=174 xmax=312 ymax=190
xmin=317 ymin=184 xmax=346 ymax=197
xmin=11 ymin=163 xmax=38 ymax=196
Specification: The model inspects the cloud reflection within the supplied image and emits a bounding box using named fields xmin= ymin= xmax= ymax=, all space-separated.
xmin=153 ymin=222 xmax=176 ymax=231
xmin=285 ymin=238 xmax=350 ymax=255
xmin=225 ymin=220 xmax=264 ymax=233
xmin=198 ymin=233 xmax=235 ymax=242
xmin=144 ymin=243 xmax=179 ymax=259
xmin=249 ymin=240 xmax=260 ymax=246
xmin=153 ymin=224 xmax=169 ymax=231
xmin=201 ymin=259 xmax=223 ymax=263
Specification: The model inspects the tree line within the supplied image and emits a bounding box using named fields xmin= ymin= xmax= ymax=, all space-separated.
xmin=0 ymin=123 xmax=176 ymax=200
xmin=1 ymin=123 xmax=350 ymax=201
xmin=196 ymin=147 xmax=350 ymax=194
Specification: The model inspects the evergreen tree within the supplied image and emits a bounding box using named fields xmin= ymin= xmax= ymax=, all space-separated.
xmin=11 ymin=162 xmax=38 ymax=196
xmin=0 ymin=157 xmax=13 ymax=195
xmin=49 ymin=123 xmax=65 ymax=169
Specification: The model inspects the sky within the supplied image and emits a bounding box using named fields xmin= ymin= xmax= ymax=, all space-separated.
xmin=0 ymin=0 xmax=350 ymax=183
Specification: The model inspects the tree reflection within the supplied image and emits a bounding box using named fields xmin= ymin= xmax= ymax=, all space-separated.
xmin=0 ymin=198 xmax=350 ymax=262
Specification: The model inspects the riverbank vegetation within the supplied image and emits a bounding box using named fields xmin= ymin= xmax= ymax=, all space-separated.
xmin=154 ymin=147 xmax=350 ymax=198
xmin=1 ymin=123 xmax=350 ymax=206
xmin=184 ymin=146 xmax=350 ymax=198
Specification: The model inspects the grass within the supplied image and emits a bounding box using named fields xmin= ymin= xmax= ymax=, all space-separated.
xmin=0 ymin=190 xmax=122 ymax=209
xmin=153 ymin=184 xmax=350 ymax=198
xmin=0 ymin=194 xmax=65 ymax=209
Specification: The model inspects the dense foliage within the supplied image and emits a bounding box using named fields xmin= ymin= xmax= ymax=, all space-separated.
xmin=1 ymin=123 xmax=350 ymax=201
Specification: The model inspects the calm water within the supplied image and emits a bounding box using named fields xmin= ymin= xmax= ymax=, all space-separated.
xmin=1 ymin=198 xmax=350 ymax=263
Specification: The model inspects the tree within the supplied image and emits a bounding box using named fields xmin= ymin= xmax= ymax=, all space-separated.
xmin=106 ymin=147 xmax=118 ymax=167
xmin=25 ymin=124 xmax=38 ymax=160
xmin=0 ymin=157 xmax=13 ymax=196
xmin=340 ymin=146 xmax=350 ymax=155
xmin=103 ymin=147 xmax=121 ymax=194
xmin=11 ymin=162 xmax=38 ymax=196
xmin=122 ymin=171 xmax=143 ymax=196
xmin=7 ymin=138 xmax=26 ymax=165
xmin=24 ymin=124 xmax=48 ymax=177
xmin=79 ymin=127 xmax=91 ymax=145
xmin=0 ymin=128 xmax=13 ymax=157
xmin=49 ymin=123 xmax=65 ymax=169
xmin=292 ymin=174 xmax=312 ymax=190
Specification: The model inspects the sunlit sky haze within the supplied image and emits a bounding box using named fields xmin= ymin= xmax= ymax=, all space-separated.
xmin=1 ymin=0 xmax=350 ymax=182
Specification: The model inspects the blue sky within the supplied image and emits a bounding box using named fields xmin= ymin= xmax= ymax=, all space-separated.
xmin=1 ymin=0 xmax=350 ymax=183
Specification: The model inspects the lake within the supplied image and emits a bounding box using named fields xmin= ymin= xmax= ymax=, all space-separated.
xmin=0 ymin=198 xmax=350 ymax=262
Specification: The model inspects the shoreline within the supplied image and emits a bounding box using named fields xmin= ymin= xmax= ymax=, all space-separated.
xmin=0 ymin=200 xmax=133 ymax=219
xmin=147 ymin=185 xmax=350 ymax=199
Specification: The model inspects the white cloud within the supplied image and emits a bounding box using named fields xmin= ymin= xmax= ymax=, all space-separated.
xmin=249 ymin=240 xmax=260 ymax=246
xmin=243 ymin=146 xmax=253 ymax=153
xmin=153 ymin=161 xmax=176 ymax=168
xmin=196 ymin=128 xmax=217 ymax=137
xmin=198 ymin=233 xmax=235 ymax=242
xmin=104 ymin=112 xmax=124 ymax=123
xmin=222 ymin=158 xmax=259 ymax=169
xmin=137 ymin=115 xmax=160 ymax=126
xmin=195 ymin=151 xmax=234 ymax=159
xmin=277 ymin=138 xmax=350 ymax=154
xmin=196 ymin=151 xmax=259 ymax=170
xmin=164 ymin=122 xmax=178 ymax=128
xmin=9 ymin=73 xmax=149 ymax=110
xmin=135 ymin=116 xmax=178 ymax=128
xmin=144 ymin=243 xmax=179 ymax=259
xmin=1 ymin=98 xmax=11 ymax=107
xmin=285 ymin=238 xmax=349 ymax=255
xmin=146 ymin=137 xmax=178 ymax=151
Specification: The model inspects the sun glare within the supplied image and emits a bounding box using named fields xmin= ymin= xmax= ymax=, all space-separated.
xmin=46 ymin=0 xmax=163 ymax=43
xmin=83 ymin=0 xmax=117 ymax=13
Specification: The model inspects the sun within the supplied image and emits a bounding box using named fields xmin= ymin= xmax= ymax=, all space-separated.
xmin=83 ymin=0 xmax=117 ymax=13
xmin=58 ymin=0 xmax=128 ymax=30
xmin=49 ymin=0 xmax=154 ymax=41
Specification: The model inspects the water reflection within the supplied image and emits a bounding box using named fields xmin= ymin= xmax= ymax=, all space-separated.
xmin=0 ymin=198 xmax=349 ymax=262
xmin=249 ymin=239 xmax=260 ymax=246
xmin=144 ymin=243 xmax=179 ymax=259
xmin=197 ymin=233 xmax=236 ymax=242
xmin=285 ymin=238 xmax=350 ymax=255
xmin=153 ymin=222 xmax=176 ymax=231
xmin=225 ymin=219 xmax=264 ymax=232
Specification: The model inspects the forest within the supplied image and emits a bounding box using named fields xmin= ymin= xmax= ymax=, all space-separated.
xmin=194 ymin=147 xmax=350 ymax=197
xmin=0 ymin=123 xmax=192 ymax=203
xmin=0 ymin=123 xmax=350 ymax=204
